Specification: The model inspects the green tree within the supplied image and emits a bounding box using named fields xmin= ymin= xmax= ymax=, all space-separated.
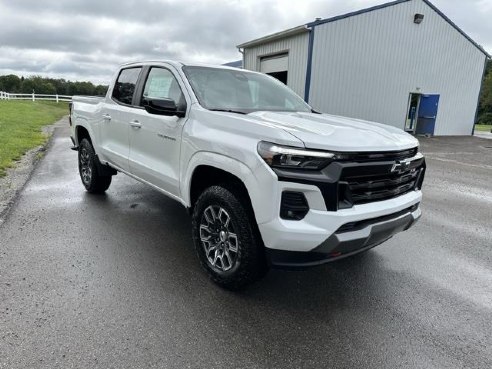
xmin=0 ymin=73 xmax=108 ymax=96
xmin=41 ymin=82 xmax=57 ymax=95
xmin=95 ymin=84 xmax=108 ymax=96
xmin=0 ymin=74 xmax=22 ymax=92
xmin=20 ymin=79 xmax=35 ymax=94
xmin=480 ymin=70 xmax=492 ymax=112
xmin=478 ymin=60 xmax=492 ymax=124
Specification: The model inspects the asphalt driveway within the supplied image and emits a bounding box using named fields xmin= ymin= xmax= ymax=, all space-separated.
xmin=1 ymin=119 xmax=491 ymax=368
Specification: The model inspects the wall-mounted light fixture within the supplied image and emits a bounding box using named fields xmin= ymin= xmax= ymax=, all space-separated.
xmin=414 ymin=14 xmax=424 ymax=24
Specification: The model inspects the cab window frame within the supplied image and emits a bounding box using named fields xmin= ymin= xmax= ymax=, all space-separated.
xmin=136 ymin=66 xmax=186 ymax=112
xmin=111 ymin=66 xmax=143 ymax=107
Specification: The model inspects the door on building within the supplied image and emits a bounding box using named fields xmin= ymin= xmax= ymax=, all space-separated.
xmin=260 ymin=53 xmax=288 ymax=84
xmin=415 ymin=94 xmax=440 ymax=135
xmin=405 ymin=93 xmax=421 ymax=132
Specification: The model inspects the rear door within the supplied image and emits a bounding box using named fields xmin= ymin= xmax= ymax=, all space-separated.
xmin=128 ymin=66 xmax=188 ymax=197
xmin=99 ymin=67 xmax=142 ymax=171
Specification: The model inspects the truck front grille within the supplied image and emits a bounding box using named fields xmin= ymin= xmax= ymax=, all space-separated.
xmin=273 ymin=148 xmax=425 ymax=211
xmin=336 ymin=150 xmax=426 ymax=208
xmin=344 ymin=168 xmax=420 ymax=205
xmin=339 ymin=147 xmax=418 ymax=163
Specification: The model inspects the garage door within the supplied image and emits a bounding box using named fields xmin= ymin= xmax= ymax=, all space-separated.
xmin=260 ymin=54 xmax=288 ymax=74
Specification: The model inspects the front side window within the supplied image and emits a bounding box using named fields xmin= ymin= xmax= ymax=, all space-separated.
xmin=182 ymin=66 xmax=311 ymax=114
xmin=112 ymin=67 xmax=142 ymax=105
xmin=142 ymin=67 xmax=184 ymax=105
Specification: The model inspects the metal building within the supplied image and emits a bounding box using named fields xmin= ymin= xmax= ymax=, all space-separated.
xmin=237 ymin=0 xmax=490 ymax=136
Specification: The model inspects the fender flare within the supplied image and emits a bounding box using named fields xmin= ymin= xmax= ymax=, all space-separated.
xmin=182 ymin=151 xmax=268 ymax=223
xmin=73 ymin=121 xmax=97 ymax=148
xmin=74 ymin=122 xmax=116 ymax=176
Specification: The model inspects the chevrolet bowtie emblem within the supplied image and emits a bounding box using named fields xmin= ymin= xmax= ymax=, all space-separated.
xmin=391 ymin=160 xmax=411 ymax=174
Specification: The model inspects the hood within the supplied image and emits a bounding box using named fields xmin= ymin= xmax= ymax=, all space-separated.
xmin=247 ymin=111 xmax=419 ymax=152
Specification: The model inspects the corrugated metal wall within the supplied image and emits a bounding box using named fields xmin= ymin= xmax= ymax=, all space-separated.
xmin=243 ymin=32 xmax=309 ymax=98
xmin=308 ymin=0 xmax=486 ymax=135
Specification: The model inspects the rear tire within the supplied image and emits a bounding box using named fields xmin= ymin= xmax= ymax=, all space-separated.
xmin=78 ymin=138 xmax=112 ymax=193
xmin=192 ymin=185 xmax=268 ymax=290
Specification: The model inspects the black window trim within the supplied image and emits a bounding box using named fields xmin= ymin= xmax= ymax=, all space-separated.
xmin=111 ymin=66 xmax=145 ymax=108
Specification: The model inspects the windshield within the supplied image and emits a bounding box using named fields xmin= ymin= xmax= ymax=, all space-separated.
xmin=182 ymin=66 xmax=312 ymax=114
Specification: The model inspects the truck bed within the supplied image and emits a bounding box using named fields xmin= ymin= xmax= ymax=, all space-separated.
xmin=72 ymin=96 xmax=105 ymax=105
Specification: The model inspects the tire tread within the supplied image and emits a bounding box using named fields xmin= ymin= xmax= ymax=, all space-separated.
xmin=192 ymin=185 xmax=267 ymax=290
xmin=78 ymin=138 xmax=112 ymax=194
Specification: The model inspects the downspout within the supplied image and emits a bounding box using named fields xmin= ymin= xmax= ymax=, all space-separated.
xmin=238 ymin=47 xmax=245 ymax=69
xmin=304 ymin=25 xmax=315 ymax=103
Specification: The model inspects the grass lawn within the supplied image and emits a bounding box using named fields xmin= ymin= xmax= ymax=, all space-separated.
xmin=475 ymin=124 xmax=492 ymax=132
xmin=0 ymin=100 xmax=68 ymax=176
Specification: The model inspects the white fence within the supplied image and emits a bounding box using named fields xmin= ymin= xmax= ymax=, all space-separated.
xmin=0 ymin=91 xmax=72 ymax=102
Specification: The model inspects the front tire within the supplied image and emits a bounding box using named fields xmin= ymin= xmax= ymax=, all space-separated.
xmin=192 ymin=185 xmax=267 ymax=290
xmin=78 ymin=138 xmax=112 ymax=193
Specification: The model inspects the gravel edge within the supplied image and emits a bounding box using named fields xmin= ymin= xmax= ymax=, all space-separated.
xmin=0 ymin=116 xmax=68 ymax=224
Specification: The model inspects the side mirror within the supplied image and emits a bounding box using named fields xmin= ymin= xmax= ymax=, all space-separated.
xmin=143 ymin=97 xmax=186 ymax=118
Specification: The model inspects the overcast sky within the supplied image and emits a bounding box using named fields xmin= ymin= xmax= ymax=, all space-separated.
xmin=0 ymin=0 xmax=490 ymax=85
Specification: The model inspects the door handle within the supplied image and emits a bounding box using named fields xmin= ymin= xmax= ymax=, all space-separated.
xmin=130 ymin=120 xmax=142 ymax=128
xmin=102 ymin=114 xmax=111 ymax=121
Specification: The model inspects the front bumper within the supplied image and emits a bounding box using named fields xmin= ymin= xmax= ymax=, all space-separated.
xmin=258 ymin=188 xmax=422 ymax=252
xmin=255 ymin=150 xmax=425 ymax=255
xmin=266 ymin=202 xmax=420 ymax=269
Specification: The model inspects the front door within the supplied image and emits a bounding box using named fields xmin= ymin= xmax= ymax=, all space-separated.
xmin=128 ymin=66 xmax=188 ymax=197
xmin=415 ymin=94 xmax=439 ymax=135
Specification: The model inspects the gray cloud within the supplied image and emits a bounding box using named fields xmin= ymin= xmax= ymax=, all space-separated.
xmin=0 ymin=0 xmax=490 ymax=84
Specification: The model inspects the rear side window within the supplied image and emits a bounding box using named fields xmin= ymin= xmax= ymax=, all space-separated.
xmin=112 ymin=67 xmax=142 ymax=105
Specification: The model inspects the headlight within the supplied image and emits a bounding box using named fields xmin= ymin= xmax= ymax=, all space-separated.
xmin=257 ymin=141 xmax=339 ymax=170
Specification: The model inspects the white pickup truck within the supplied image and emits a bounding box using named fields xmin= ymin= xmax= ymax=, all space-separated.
xmin=70 ymin=61 xmax=425 ymax=289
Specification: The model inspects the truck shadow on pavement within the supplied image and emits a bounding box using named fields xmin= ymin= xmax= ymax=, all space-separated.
xmin=89 ymin=179 xmax=391 ymax=305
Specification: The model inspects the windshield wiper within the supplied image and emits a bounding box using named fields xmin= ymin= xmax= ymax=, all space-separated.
xmin=208 ymin=108 xmax=247 ymax=115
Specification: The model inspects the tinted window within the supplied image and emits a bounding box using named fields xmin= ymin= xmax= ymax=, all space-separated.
xmin=112 ymin=67 xmax=141 ymax=105
xmin=142 ymin=67 xmax=184 ymax=105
